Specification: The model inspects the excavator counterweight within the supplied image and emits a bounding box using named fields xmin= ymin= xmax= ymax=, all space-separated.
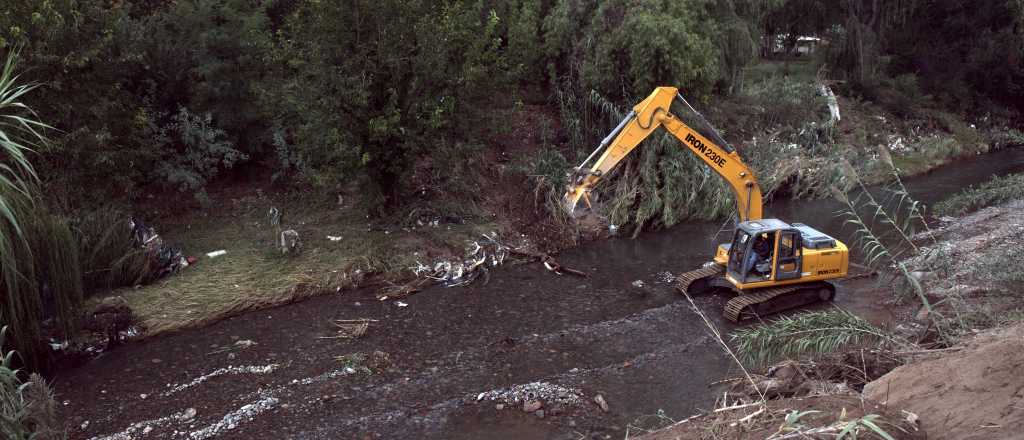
xmin=564 ymin=87 xmax=848 ymax=322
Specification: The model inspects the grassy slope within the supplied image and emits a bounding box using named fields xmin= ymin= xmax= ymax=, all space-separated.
xmin=113 ymin=188 xmax=501 ymax=335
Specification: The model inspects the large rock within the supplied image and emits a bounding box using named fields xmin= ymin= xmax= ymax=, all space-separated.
xmin=864 ymin=324 xmax=1024 ymax=440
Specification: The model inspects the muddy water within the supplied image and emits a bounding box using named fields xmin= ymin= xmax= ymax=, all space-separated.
xmin=57 ymin=148 xmax=1024 ymax=440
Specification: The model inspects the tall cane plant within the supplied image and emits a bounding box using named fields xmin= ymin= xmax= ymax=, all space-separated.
xmin=0 ymin=48 xmax=55 ymax=368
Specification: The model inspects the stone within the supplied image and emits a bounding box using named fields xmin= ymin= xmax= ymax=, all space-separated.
xmin=182 ymin=407 xmax=197 ymax=421
xmin=495 ymin=403 xmax=505 ymax=410
xmin=593 ymin=394 xmax=609 ymax=412
xmin=909 ymin=271 xmax=935 ymax=282
xmin=522 ymin=400 xmax=543 ymax=413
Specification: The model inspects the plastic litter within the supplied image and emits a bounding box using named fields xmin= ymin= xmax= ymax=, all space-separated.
xmin=206 ymin=250 xmax=227 ymax=258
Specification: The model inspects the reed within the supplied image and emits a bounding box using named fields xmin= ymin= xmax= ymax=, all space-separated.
xmin=730 ymin=309 xmax=906 ymax=367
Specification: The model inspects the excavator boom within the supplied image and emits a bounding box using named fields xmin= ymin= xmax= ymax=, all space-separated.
xmin=564 ymin=87 xmax=763 ymax=222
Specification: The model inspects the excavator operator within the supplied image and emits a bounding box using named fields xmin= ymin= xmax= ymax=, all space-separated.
xmin=746 ymin=233 xmax=773 ymax=277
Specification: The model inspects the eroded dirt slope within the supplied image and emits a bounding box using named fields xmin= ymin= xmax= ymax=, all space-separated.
xmin=865 ymin=324 xmax=1024 ymax=440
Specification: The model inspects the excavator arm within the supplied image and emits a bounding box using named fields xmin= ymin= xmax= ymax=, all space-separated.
xmin=564 ymin=87 xmax=763 ymax=222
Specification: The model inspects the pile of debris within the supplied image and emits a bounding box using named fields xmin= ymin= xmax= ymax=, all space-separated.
xmin=411 ymin=233 xmax=512 ymax=287
xmin=130 ymin=217 xmax=193 ymax=279
xmin=475 ymin=381 xmax=586 ymax=418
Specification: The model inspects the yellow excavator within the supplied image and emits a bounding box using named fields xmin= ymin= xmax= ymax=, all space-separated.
xmin=564 ymin=87 xmax=849 ymax=322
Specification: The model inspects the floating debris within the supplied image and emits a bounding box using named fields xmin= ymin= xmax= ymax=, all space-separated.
xmin=87 ymin=407 xmax=196 ymax=440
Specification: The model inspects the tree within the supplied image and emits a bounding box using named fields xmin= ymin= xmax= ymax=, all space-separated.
xmin=264 ymin=0 xmax=506 ymax=208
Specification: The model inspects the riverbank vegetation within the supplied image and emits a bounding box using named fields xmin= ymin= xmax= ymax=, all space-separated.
xmin=1 ymin=0 xmax=1023 ymax=373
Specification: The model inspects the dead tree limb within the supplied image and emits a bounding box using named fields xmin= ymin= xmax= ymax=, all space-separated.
xmin=510 ymin=249 xmax=589 ymax=278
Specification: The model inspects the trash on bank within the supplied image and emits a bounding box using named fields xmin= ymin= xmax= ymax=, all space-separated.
xmin=206 ymin=250 xmax=227 ymax=258
xmin=411 ymin=232 xmax=512 ymax=287
xmin=130 ymin=217 xmax=192 ymax=278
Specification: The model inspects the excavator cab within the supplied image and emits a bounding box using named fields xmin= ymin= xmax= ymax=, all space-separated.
xmin=724 ymin=219 xmax=803 ymax=284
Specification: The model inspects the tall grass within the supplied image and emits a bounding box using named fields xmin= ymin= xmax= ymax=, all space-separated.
xmin=934 ymin=172 xmax=1024 ymax=217
xmin=0 ymin=327 xmax=63 ymax=440
xmin=0 ymin=201 xmax=84 ymax=368
xmin=73 ymin=209 xmax=150 ymax=294
xmin=832 ymin=152 xmax=945 ymax=336
xmin=731 ymin=309 xmax=905 ymax=367
xmin=0 ymin=49 xmax=86 ymax=370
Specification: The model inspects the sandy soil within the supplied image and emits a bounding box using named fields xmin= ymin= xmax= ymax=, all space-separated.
xmin=864 ymin=324 xmax=1024 ymax=440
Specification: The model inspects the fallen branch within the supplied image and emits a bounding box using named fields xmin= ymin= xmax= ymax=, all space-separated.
xmin=714 ymin=401 xmax=765 ymax=413
xmin=377 ymin=278 xmax=431 ymax=301
xmin=318 ymin=318 xmax=376 ymax=340
xmin=510 ymin=249 xmax=589 ymax=278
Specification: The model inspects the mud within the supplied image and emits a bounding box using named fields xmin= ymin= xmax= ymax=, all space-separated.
xmin=55 ymin=148 xmax=1024 ymax=439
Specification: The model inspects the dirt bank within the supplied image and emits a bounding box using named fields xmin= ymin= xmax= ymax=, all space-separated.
xmin=864 ymin=324 xmax=1024 ymax=440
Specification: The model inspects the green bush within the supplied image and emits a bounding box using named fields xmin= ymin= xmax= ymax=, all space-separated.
xmin=152 ymin=108 xmax=247 ymax=201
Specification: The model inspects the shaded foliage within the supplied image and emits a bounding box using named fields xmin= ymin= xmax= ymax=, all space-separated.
xmin=263 ymin=0 xmax=505 ymax=207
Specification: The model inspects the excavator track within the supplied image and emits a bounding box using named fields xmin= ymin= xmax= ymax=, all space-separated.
xmin=723 ymin=282 xmax=835 ymax=322
xmin=675 ymin=265 xmax=836 ymax=323
xmin=675 ymin=264 xmax=725 ymax=295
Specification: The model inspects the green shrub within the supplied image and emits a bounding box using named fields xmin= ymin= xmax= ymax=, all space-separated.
xmin=152 ymin=108 xmax=247 ymax=202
